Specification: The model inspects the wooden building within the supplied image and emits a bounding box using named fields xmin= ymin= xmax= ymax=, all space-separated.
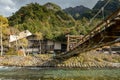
xmin=27 ymin=35 xmax=66 ymax=53
xmin=9 ymin=30 xmax=67 ymax=54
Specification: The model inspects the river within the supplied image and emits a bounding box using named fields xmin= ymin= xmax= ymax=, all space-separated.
xmin=0 ymin=66 xmax=119 ymax=80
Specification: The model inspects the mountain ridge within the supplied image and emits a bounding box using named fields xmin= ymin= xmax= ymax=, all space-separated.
xmin=64 ymin=0 xmax=120 ymax=19
xmin=64 ymin=5 xmax=91 ymax=19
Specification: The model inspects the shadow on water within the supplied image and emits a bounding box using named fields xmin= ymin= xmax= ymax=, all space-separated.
xmin=40 ymin=58 xmax=63 ymax=67
xmin=38 ymin=53 xmax=80 ymax=68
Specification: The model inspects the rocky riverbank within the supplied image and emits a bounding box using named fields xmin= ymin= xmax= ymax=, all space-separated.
xmin=0 ymin=51 xmax=120 ymax=68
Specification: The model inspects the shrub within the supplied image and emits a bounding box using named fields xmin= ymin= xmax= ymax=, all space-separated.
xmin=6 ymin=48 xmax=17 ymax=55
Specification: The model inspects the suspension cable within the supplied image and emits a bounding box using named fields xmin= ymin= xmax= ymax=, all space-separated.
xmin=89 ymin=0 xmax=111 ymax=24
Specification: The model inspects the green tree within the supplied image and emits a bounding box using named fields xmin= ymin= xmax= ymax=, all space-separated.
xmin=19 ymin=38 xmax=28 ymax=56
xmin=0 ymin=15 xmax=9 ymax=56
xmin=8 ymin=3 xmax=75 ymax=41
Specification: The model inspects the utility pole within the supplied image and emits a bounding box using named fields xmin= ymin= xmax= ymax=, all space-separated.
xmin=0 ymin=19 xmax=3 ymax=56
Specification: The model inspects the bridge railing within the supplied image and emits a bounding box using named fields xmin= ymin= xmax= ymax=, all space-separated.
xmin=71 ymin=8 xmax=120 ymax=51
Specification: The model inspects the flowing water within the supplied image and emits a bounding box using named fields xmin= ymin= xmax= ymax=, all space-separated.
xmin=0 ymin=66 xmax=119 ymax=80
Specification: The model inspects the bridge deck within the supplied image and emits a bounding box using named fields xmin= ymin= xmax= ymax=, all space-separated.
xmin=55 ymin=8 xmax=120 ymax=59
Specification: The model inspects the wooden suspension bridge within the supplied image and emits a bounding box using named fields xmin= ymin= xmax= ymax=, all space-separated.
xmin=55 ymin=8 xmax=120 ymax=59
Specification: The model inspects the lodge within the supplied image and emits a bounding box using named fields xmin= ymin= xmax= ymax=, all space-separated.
xmin=9 ymin=30 xmax=67 ymax=54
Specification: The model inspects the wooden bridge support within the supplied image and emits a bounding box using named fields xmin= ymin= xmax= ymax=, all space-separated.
xmin=66 ymin=35 xmax=83 ymax=52
xmin=66 ymin=35 xmax=70 ymax=52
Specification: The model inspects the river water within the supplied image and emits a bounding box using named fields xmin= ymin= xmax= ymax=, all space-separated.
xmin=0 ymin=66 xmax=119 ymax=80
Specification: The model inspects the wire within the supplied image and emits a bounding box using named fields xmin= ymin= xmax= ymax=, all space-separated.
xmin=89 ymin=0 xmax=111 ymax=24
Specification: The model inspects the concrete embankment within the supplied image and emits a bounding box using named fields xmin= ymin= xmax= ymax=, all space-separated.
xmin=0 ymin=51 xmax=120 ymax=68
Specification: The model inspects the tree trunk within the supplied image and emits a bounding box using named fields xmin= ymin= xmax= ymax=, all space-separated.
xmin=0 ymin=24 xmax=3 ymax=56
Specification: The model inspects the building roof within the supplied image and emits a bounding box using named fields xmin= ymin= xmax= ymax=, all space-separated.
xmin=9 ymin=30 xmax=32 ymax=42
